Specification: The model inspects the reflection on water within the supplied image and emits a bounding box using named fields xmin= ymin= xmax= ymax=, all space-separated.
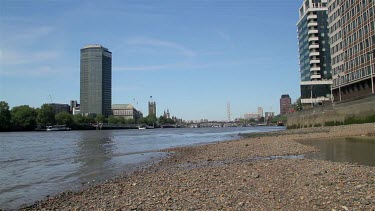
xmin=300 ymin=137 xmax=375 ymax=166
xmin=75 ymin=131 xmax=116 ymax=183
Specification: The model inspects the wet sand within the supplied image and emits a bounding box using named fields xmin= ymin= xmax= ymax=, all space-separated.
xmin=22 ymin=123 xmax=375 ymax=210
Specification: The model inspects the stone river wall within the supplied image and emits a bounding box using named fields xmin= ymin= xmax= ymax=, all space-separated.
xmin=287 ymin=95 xmax=375 ymax=128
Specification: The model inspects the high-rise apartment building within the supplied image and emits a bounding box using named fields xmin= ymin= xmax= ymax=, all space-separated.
xmin=328 ymin=0 xmax=375 ymax=101
xmin=280 ymin=94 xmax=292 ymax=116
xmin=297 ymin=0 xmax=332 ymax=108
xmin=80 ymin=44 xmax=112 ymax=116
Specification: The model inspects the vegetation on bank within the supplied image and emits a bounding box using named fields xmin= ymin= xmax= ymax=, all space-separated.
xmin=287 ymin=114 xmax=375 ymax=129
xmin=0 ymin=101 xmax=176 ymax=132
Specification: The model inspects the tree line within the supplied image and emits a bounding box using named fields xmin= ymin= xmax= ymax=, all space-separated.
xmin=0 ymin=101 xmax=176 ymax=131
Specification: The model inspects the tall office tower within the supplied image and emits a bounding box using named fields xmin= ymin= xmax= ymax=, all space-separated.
xmin=328 ymin=0 xmax=375 ymax=101
xmin=280 ymin=94 xmax=292 ymax=116
xmin=297 ymin=0 xmax=332 ymax=109
xmin=148 ymin=96 xmax=156 ymax=117
xmin=80 ymin=44 xmax=112 ymax=117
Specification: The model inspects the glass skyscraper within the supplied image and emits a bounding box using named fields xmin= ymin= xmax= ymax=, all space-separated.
xmin=297 ymin=0 xmax=332 ymax=109
xmin=80 ymin=44 xmax=112 ymax=117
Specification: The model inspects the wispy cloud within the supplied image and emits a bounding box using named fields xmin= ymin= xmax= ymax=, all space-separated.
xmin=0 ymin=50 xmax=60 ymax=66
xmin=114 ymin=37 xmax=196 ymax=57
xmin=113 ymin=60 xmax=253 ymax=72
xmin=0 ymin=65 xmax=62 ymax=76
xmin=0 ymin=25 xmax=54 ymax=47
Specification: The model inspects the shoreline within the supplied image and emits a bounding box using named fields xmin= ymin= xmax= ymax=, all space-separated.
xmin=22 ymin=123 xmax=375 ymax=210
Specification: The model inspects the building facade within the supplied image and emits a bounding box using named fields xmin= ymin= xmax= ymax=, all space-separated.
xmin=328 ymin=0 xmax=375 ymax=101
xmin=297 ymin=0 xmax=333 ymax=108
xmin=257 ymin=107 xmax=264 ymax=117
xmin=244 ymin=113 xmax=260 ymax=120
xmin=148 ymin=99 xmax=156 ymax=117
xmin=280 ymin=94 xmax=292 ymax=116
xmin=46 ymin=103 xmax=70 ymax=115
xmin=80 ymin=44 xmax=112 ymax=117
xmin=112 ymin=104 xmax=143 ymax=121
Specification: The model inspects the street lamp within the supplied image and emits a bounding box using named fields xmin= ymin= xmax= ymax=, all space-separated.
xmin=367 ymin=49 xmax=375 ymax=94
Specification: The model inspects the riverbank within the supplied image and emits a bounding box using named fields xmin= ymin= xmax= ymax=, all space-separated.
xmin=22 ymin=123 xmax=375 ymax=210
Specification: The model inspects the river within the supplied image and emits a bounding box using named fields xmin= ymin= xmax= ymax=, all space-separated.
xmin=0 ymin=126 xmax=284 ymax=209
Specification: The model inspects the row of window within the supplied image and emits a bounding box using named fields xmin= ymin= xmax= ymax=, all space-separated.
xmin=113 ymin=110 xmax=134 ymax=115
xmin=333 ymin=65 xmax=375 ymax=87
xmin=332 ymin=51 xmax=375 ymax=76
xmin=331 ymin=34 xmax=375 ymax=68
xmin=330 ymin=7 xmax=374 ymax=44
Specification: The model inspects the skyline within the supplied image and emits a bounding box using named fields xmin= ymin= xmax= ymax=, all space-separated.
xmin=0 ymin=0 xmax=303 ymax=120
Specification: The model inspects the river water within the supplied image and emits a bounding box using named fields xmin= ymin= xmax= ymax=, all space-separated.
xmin=0 ymin=126 xmax=283 ymax=209
xmin=300 ymin=136 xmax=375 ymax=167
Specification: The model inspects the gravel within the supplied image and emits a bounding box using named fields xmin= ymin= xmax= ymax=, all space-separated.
xmin=21 ymin=123 xmax=375 ymax=210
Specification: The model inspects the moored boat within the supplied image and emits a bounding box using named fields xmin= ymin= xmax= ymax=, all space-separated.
xmin=46 ymin=125 xmax=71 ymax=131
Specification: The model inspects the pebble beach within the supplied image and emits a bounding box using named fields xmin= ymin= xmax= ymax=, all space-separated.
xmin=22 ymin=123 xmax=375 ymax=210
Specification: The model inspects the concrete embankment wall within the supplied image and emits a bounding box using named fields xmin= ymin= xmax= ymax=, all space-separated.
xmin=287 ymin=95 xmax=375 ymax=128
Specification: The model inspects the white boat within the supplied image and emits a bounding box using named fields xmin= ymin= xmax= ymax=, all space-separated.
xmin=46 ymin=125 xmax=71 ymax=131
xmin=138 ymin=125 xmax=147 ymax=130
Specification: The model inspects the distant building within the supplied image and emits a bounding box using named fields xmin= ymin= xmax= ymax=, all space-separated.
xmin=265 ymin=112 xmax=275 ymax=120
xmin=280 ymin=94 xmax=292 ymax=116
xmin=328 ymin=0 xmax=375 ymax=101
xmin=244 ymin=113 xmax=259 ymax=120
xmin=70 ymin=100 xmax=80 ymax=114
xmin=46 ymin=103 xmax=70 ymax=115
xmin=112 ymin=104 xmax=143 ymax=121
xmin=148 ymin=96 xmax=156 ymax=117
xmin=163 ymin=109 xmax=171 ymax=119
xmin=297 ymin=0 xmax=332 ymax=109
xmin=80 ymin=44 xmax=112 ymax=117
xmin=257 ymin=107 xmax=263 ymax=117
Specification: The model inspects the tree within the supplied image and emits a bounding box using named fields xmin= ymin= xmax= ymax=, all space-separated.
xmin=145 ymin=115 xmax=157 ymax=126
xmin=37 ymin=104 xmax=55 ymax=126
xmin=0 ymin=101 xmax=11 ymax=131
xmin=84 ymin=114 xmax=96 ymax=124
xmin=55 ymin=112 xmax=74 ymax=127
xmin=95 ymin=114 xmax=107 ymax=123
xmin=11 ymin=105 xmax=38 ymax=130
xmin=158 ymin=115 xmax=167 ymax=125
xmin=108 ymin=115 xmax=119 ymax=124
xmin=73 ymin=114 xmax=85 ymax=124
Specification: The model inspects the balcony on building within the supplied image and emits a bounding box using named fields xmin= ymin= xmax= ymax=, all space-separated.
xmin=310 ymin=59 xmax=320 ymax=64
xmin=311 ymin=75 xmax=322 ymax=79
xmin=307 ymin=22 xmax=318 ymax=27
xmin=308 ymin=29 xmax=319 ymax=35
xmin=307 ymin=14 xmax=318 ymax=20
xmin=310 ymin=67 xmax=321 ymax=71
xmin=308 ymin=36 xmax=319 ymax=42
xmin=309 ymin=51 xmax=320 ymax=57
xmin=309 ymin=44 xmax=319 ymax=49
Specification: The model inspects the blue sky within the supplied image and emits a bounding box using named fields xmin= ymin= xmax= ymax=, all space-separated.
xmin=0 ymin=0 xmax=302 ymax=121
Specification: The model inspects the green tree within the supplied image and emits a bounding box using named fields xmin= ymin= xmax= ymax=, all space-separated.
xmin=37 ymin=104 xmax=55 ymax=126
xmin=84 ymin=114 xmax=96 ymax=124
xmin=145 ymin=115 xmax=157 ymax=126
xmin=158 ymin=116 xmax=167 ymax=125
xmin=55 ymin=112 xmax=74 ymax=127
xmin=0 ymin=101 xmax=11 ymax=131
xmin=108 ymin=115 xmax=119 ymax=124
xmin=95 ymin=114 xmax=107 ymax=123
xmin=73 ymin=114 xmax=85 ymax=124
xmin=118 ymin=116 xmax=127 ymax=124
xmin=11 ymin=105 xmax=38 ymax=130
